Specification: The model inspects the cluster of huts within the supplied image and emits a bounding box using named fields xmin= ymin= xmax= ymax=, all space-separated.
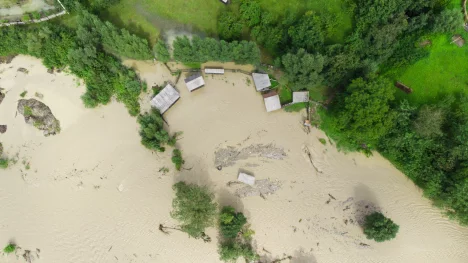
xmin=150 ymin=69 xmax=309 ymax=115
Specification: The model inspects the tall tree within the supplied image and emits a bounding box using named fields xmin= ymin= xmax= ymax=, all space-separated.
xmin=281 ymin=49 xmax=325 ymax=91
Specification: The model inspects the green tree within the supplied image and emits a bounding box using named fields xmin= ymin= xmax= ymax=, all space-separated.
xmin=219 ymin=241 xmax=258 ymax=262
xmin=432 ymin=8 xmax=463 ymax=33
xmin=171 ymin=182 xmax=218 ymax=239
xmin=171 ymin=149 xmax=185 ymax=171
xmin=288 ymin=11 xmax=325 ymax=52
xmin=219 ymin=206 xmax=247 ymax=239
xmin=239 ymin=0 xmax=262 ymax=27
xmin=363 ymin=212 xmax=399 ymax=242
xmin=137 ymin=109 xmax=176 ymax=152
xmin=153 ymin=41 xmax=171 ymax=63
xmin=328 ymin=76 xmax=396 ymax=150
xmin=281 ymin=49 xmax=325 ymax=91
xmin=413 ymin=105 xmax=445 ymax=138
xmin=218 ymin=11 xmax=243 ymax=40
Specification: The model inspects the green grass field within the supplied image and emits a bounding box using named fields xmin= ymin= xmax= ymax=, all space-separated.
xmin=389 ymin=32 xmax=468 ymax=105
xmin=102 ymin=0 xmax=352 ymax=45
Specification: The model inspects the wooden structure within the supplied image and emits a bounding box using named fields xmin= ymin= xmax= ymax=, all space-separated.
xmin=293 ymin=91 xmax=309 ymax=103
xmin=238 ymin=172 xmax=255 ymax=186
xmin=252 ymin=73 xmax=271 ymax=91
xmin=204 ymin=68 xmax=224 ymax=74
xmin=395 ymin=82 xmax=413 ymax=94
xmin=184 ymin=73 xmax=205 ymax=92
xmin=150 ymin=83 xmax=180 ymax=114
xmin=263 ymin=91 xmax=281 ymax=112
xmin=451 ymin=35 xmax=465 ymax=47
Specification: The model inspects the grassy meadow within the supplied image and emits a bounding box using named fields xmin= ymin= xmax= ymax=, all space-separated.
xmin=101 ymin=0 xmax=352 ymax=45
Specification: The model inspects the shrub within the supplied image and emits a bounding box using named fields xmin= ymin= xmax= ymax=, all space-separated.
xmin=319 ymin=138 xmax=327 ymax=145
xmin=171 ymin=182 xmax=218 ymax=239
xmin=363 ymin=212 xmax=399 ymax=242
xmin=137 ymin=109 xmax=176 ymax=152
xmin=153 ymin=41 xmax=171 ymax=63
xmin=32 ymin=11 xmax=41 ymax=20
xmin=22 ymin=14 xmax=31 ymax=22
xmin=219 ymin=241 xmax=258 ymax=262
xmin=171 ymin=149 xmax=185 ymax=171
xmin=23 ymin=106 xmax=33 ymax=117
xmin=219 ymin=206 xmax=247 ymax=239
xmin=3 ymin=243 xmax=15 ymax=254
xmin=284 ymin=102 xmax=307 ymax=112
xmin=20 ymin=91 xmax=27 ymax=98
xmin=0 ymin=158 xmax=8 ymax=169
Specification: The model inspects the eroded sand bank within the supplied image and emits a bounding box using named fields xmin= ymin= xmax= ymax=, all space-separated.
xmin=1 ymin=56 xmax=468 ymax=263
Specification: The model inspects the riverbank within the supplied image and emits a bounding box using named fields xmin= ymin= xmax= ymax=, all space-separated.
xmin=1 ymin=56 xmax=468 ymax=263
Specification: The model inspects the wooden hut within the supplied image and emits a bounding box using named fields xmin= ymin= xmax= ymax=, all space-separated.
xmin=252 ymin=73 xmax=271 ymax=91
xmin=263 ymin=91 xmax=281 ymax=112
xmin=150 ymin=83 xmax=180 ymax=114
xmin=184 ymin=73 xmax=205 ymax=92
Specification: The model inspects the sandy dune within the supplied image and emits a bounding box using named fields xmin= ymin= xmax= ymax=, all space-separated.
xmin=1 ymin=56 xmax=468 ymax=263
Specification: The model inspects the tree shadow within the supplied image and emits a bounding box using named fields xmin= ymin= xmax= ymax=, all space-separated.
xmin=217 ymin=188 xmax=245 ymax=214
xmin=353 ymin=183 xmax=381 ymax=227
xmin=258 ymin=248 xmax=317 ymax=263
xmin=172 ymin=154 xmax=214 ymax=188
xmin=291 ymin=249 xmax=317 ymax=263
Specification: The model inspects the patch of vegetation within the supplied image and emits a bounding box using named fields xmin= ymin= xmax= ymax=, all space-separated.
xmin=363 ymin=212 xmax=399 ymax=242
xmin=0 ymin=158 xmax=8 ymax=169
xmin=318 ymin=138 xmax=327 ymax=145
xmin=171 ymin=181 xmax=217 ymax=239
xmin=278 ymin=86 xmax=292 ymax=104
xmin=32 ymin=11 xmax=41 ymax=20
xmin=3 ymin=243 xmax=15 ymax=254
xmin=23 ymin=106 xmax=33 ymax=117
xmin=153 ymin=41 xmax=170 ymax=63
xmin=219 ymin=206 xmax=247 ymax=239
xmin=171 ymin=149 xmax=184 ymax=171
xmin=22 ymin=14 xmax=31 ymax=22
xmin=137 ymin=109 xmax=177 ymax=152
xmin=284 ymin=102 xmax=307 ymax=112
xmin=19 ymin=91 xmax=27 ymax=98
xmin=219 ymin=241 xmax=258 ymax=263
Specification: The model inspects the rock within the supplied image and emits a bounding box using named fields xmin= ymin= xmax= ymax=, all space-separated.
xmin=0 ymin=125 xmax=6 ymax=133
xmin=0 ymin=92 xmax=4 ymax=105
xmin=0 ymin=55 xmax=16 ymax=64
xmin=0 ymin=142 xmax=3 ymax=155
xmin=17 ymin=99 xmax=61 ymax=136
xmin=34 ymin=92 xmax=44 ymax=99
xmin=17 ymin=67 xmax=29 ymax=74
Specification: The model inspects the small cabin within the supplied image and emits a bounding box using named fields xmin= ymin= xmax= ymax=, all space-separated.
xmin=184 ymin=73 xmax=205 ymax=92
xmin=263 ymin=91 xmax=281 ymax=112
xmin=204 ymin=68 xmax=225 ymax=74
xmin=252 ymin=73 xmax=271 ymax=92
xmin=150 ymin=83 xmax=180 ymax=114
xmin=293 ymin=91 xmax=309 ymax=103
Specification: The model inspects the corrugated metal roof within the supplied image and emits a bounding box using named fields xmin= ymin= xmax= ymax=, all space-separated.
xmin=150 ymin=84 xmax=180 ymax=114
xmin=293 ymin=91 xmax=309 ymax=103
xmin=252 ymin=73 xmax=271 ymax=91
xmin=264 ymin=95 xmax=281 ymax=112
xmin=205 ymin=68 xmax=224 ymax=74
xmin=184 ymin=74 xmax=205 ymax=92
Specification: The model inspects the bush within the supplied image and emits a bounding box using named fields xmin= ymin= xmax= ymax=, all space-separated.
xmin=218 ymin=11 xmax=243 ymax=40
xmin=32 ymin=11 xmax=41 ymax=20
xmin=137 ymin=109 xmax=176 ymax=152
xmin=219 ymin=241 xmax=258 ymax=262
xmin=22 ymin=14 xmax=31 ymax=22
xmin=318 ymin=138 xmax=327 ymax=145
xmin=284 ymin=102 xmax=307 ymax=112
xmin=363 ymin=212 xmax=399 ymax=242
xmin=3 ymin=243 xmax=15 ymax=254
xmin=171 ymin=149 xmax=185 ymax=171
xmin=20 ymin=91 xmax=27 ymax=98
xmin=219 ymin=206 xmax=247 ymax=239
xmin=0 ymin=158 xmax=8 ymax=169
xmin=153 ymin=41 xmax=171 ymax=63
xmin=171 ymin=182 xmax=218 ymax=238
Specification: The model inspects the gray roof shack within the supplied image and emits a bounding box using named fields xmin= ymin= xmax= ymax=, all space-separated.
xmin=293 ymin=91 xmax=309 ymax=103
xmin=184 ymin=73 xmax=205 ymax=92
xmin=238 ymin=172 xmax=255 ymax=186
xmin=204 ymin=68 xmax=225 ymax=74
xmin=252 ymin=73 xmax=271 ymax=91
xmin=263 ymin=91 xmax=281 ymax=112
xmin=150 ymin=84 xmax=180 ymax=114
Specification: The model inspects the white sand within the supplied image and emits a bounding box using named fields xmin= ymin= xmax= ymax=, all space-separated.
xmin=1 ymin=56 xmax=468 ymax=263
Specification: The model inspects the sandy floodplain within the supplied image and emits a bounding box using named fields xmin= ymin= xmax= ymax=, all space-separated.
xmin=1 ymin=56 xmax=468 ymax=263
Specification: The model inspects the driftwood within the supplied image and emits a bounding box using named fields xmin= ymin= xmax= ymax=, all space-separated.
xmin=395 ymin=82 xmax=413 ymax=94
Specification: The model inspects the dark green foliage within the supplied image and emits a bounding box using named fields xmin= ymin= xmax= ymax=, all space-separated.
xmin=322 ymin=76 xmax=395 ymax=151
xmin=413 ymin=105 xmax=445 ymax=138
xmin=76 ymin=10 xmax=152 ymax=60
xmin=32 ymin=11 xmax=41 ymax=20
xmin=173 ymin=36 xmax=260 ymax=65
xmin=239 ymin=0 xmax=262 ymax=27
xmin=153 ymin=41 xmax=171 ymax=63
xmin=88 ymin=0 xmax=119 ymax=11
xmin=219 ymin=206 xmax=247 ymax=239
xmin=137 ymin=109 xmax=176 ymax=152
xmin=171 ymin=182 xmax=218 ymax=239
xmin=3 ymin=243 xmax=16 ymax=254
xmin=218 ymin=242 xmax=258 ymax=262
xmin=432 ymin=8 xmax=464 ymax=33
xmin=288 ymin=11 xmax=325 ymax=52
xmin=171 ymin=149 xmax=185 ymax=171
xmin=19 ymin=91 xmax=27 ymax=98
xmin=217 ymin=11 xmax=243 ymax=40
xmin=22 ymin=14 xmax=31 ymax=22
xmin=281 ymin=49 xmax=325 ymax=91
xmin=363 ymin=212 xmax=399 ymax=242
xmin=284 ymin=102 xmax=307 ymax=112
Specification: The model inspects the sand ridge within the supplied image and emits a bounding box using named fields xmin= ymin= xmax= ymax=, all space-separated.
xmin=1 ymin=56 xmax=468 ymax=263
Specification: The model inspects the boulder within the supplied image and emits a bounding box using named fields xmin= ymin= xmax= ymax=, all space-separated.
xmin=17 ymin=99 xmax=60 ymax=136
xmin=0 ymin=92 xmax=4 ymax=105
xmin=0 ymin=125 xmax=6 ymax=133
